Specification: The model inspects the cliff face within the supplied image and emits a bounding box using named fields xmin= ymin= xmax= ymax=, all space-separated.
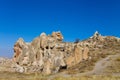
xmin=11 ymin=31 xmax=120 ymax=74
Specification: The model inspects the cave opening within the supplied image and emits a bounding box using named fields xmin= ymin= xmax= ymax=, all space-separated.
xmin=59 ymin=65 xmax=67 ymax=72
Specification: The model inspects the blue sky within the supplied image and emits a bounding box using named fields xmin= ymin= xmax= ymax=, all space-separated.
xmin=0 ymin=0 xmax=120 ymax=57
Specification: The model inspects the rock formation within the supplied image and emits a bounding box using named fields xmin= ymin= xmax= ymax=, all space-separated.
xmin=12 ymin=31 xmax=90 ymax=74
xmin=0 ymin=31 xmax=116 ymax=75
xmin=0 ymin=57 xmax=14 ymax=72
xmin=0 ymin=30 xmax=120 ymax=75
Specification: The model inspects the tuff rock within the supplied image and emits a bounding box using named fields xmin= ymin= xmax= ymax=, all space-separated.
xmin=9 ymin=31 xmax=119 ymax=74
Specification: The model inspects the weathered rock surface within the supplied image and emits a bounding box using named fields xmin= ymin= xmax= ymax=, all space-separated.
xmin=1 ymin=31 xmax=120 ymax=75
xmin=12 ymin=31 xmax=90 ymax=74
xmin=0 ymin=57 xmax=14 ymax=72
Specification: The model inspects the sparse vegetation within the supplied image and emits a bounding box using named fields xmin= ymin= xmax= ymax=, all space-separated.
xmin=0 ymin=72 xmax=48 ymax=80
xmin=0 ymin=72 xmax=120 ymax=80
xmin=66 ymin=37 xmax=120 ymax=75
xmin=104 ymin=55 xmax=120 ymax=74
xmin=74 ymin=38 xmax=80 ymax=43
xmin=53 ymin=76 xmax=120 ymax=80
xmin=116 ymin=57 xmax=120 ymax=61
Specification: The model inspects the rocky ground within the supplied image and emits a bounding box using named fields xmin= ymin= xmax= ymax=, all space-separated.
xmin=0 ymin=31 xmax=120 ymax=80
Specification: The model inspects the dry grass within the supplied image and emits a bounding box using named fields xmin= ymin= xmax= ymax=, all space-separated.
xmin=0 ymin=72 xmax=47 ymax=80
xmin=53 ymin=75 xmax=120 ymax=80
xmin=116 ymin=57 xmax=120 ymax=61
xmin=104 ymin=56 xmax=120 ymax=74
xmin=0 ymin=72 xmax=120 ymax=80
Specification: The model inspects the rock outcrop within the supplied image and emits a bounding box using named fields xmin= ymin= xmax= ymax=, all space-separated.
xmin=0 ymin=57 xmax=14 ymax=72
xmin=12 ymin=31 xmax=90 ymax=74
xmin=9 ymin=31 xmax=120 ymax=74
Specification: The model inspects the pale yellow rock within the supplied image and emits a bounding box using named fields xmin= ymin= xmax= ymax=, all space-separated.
xmin=74 ymin=45 xmax=83 ymax=64
xmin=83 ymin=47 xmax=89 ymax=60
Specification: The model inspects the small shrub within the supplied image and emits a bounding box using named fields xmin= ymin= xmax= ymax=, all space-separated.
xmin=74 ymin=39 xmax=80 ymax=43
xmin=116 ymin=57 xmax=120 ymax=61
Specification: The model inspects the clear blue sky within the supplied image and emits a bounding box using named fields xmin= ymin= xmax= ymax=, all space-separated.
xmin=0 ymin=0 xmax=120 ymax=57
